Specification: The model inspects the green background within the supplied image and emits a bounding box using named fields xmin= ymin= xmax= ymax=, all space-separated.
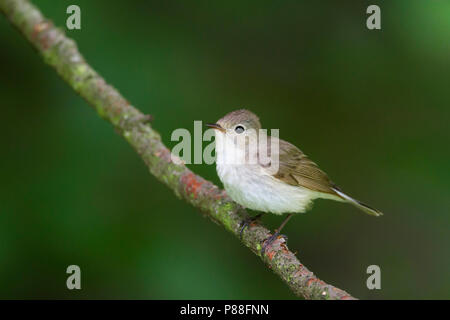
xmin=0 ymin=0 xmax=449 ymax=299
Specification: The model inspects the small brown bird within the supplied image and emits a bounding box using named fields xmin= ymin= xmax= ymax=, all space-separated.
xmin=207 ymin=109 xmax=382 ymax=252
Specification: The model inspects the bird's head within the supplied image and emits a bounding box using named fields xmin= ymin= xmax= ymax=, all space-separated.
xmin=206 ymin=109 xmax=261 ymax=139
xmin=206 ymin=109 xmax=262 ymax=162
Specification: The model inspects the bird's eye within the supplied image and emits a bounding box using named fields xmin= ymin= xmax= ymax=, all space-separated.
xmin=234 ymin=125 xmax=245 ymax=134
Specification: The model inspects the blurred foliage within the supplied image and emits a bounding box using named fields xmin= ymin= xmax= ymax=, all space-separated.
xmin=0 ymin=0 xmax=449 ymax=299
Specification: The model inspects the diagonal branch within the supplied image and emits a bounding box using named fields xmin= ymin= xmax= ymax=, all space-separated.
xmin=0 ymin=0 xmax=356 ymax=300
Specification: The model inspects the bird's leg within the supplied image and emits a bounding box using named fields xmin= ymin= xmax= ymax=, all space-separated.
xmin=261 ymin=213 xmax=293 ymax=255
xmin=239 ymin=213 xmax=265 ymax=240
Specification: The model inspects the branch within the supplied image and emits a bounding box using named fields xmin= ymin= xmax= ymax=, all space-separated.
xmin=0 ymin=0 xmax=356 ymax=300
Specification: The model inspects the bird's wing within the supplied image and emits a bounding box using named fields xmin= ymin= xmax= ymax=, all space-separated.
xmin=259 ymin=136 xmax=383 ymax=216
xmin=261 ymin=137 xmax=339 ymax=195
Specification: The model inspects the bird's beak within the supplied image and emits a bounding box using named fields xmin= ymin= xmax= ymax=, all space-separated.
xmin=206 ymin=123 xmax=226 ymax=133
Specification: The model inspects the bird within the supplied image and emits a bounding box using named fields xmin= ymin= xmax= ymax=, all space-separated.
xmin=206 ymin=109 xmax=382 ymax=253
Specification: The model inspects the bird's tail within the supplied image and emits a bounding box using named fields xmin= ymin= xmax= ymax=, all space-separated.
xmin=332 ymin=187 xmax=383 ymax=217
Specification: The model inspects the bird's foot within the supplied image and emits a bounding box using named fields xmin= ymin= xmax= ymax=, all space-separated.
xmin=261 ymin=232 xmax=288 ymax=256
xmin=239 ymin=213 xmax=264 ymax=240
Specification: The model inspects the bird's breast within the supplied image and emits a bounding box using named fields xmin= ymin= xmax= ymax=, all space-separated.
xmin=216 ymin=162 xmax=315 ymax=214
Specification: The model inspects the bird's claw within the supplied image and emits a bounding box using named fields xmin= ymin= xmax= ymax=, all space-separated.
xmin=261 ymin=232 xmax=288 ymax=256
xmin=239 ymin=213 xmax=264 ymax=240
